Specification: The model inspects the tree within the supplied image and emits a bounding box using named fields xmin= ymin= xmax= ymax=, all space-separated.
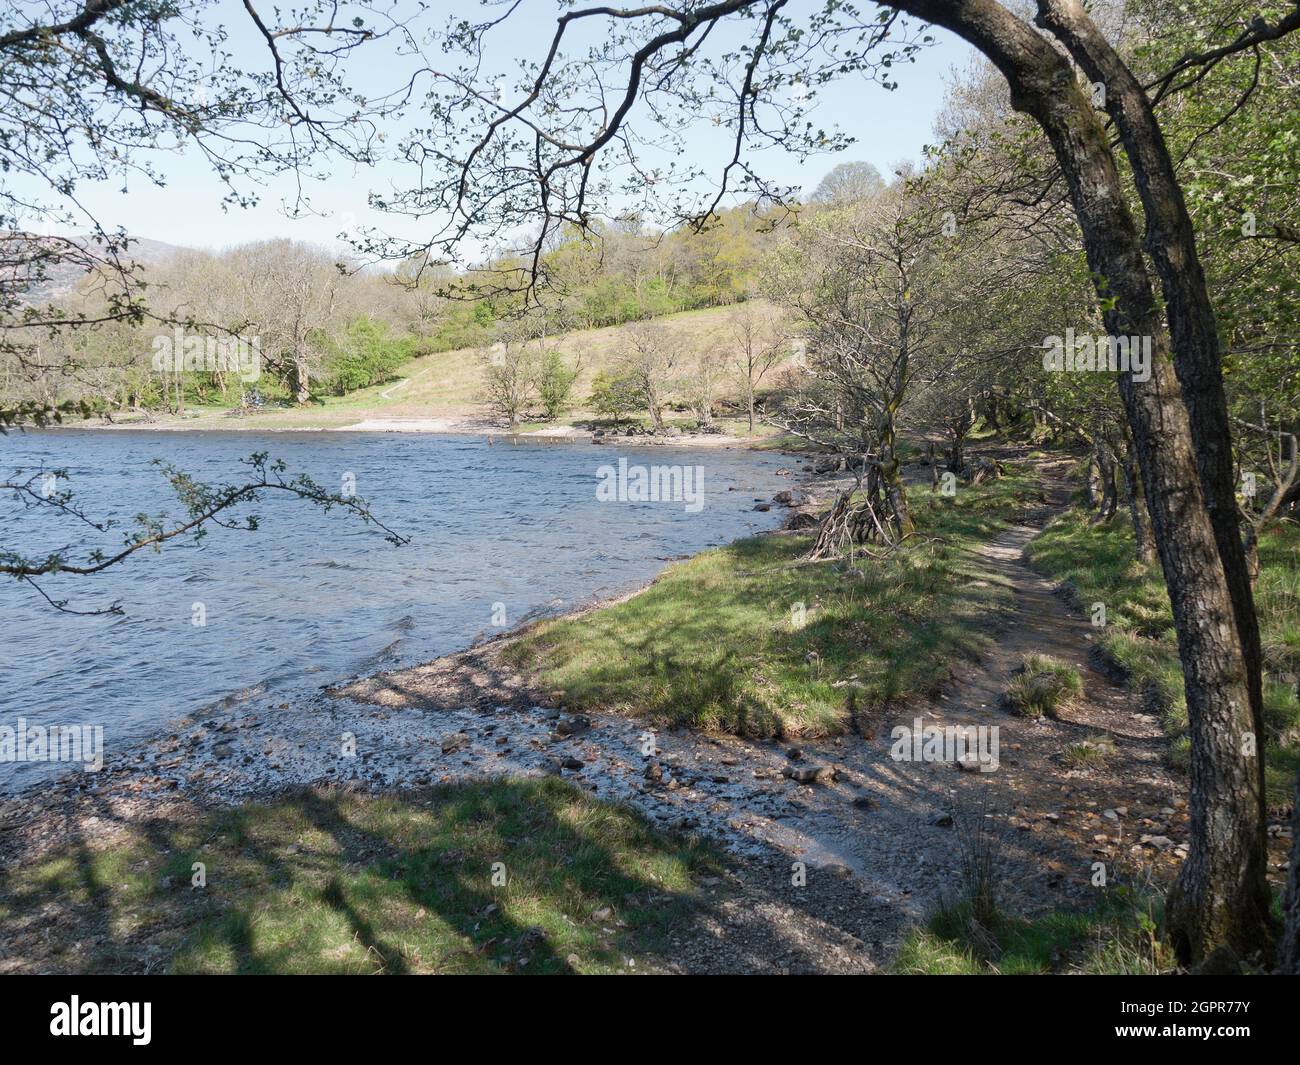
xmin=588 ymin=369 xmax=641 ymax=426
xmin=225 ymin=241 xmax=342 ymax=405
xmin=809 ymin=161 xmax=886 ymax=206
xmin=684 ymin=343 xmax=724 ymax=430
xmin=537 ymin=348 xmax=581 ymax=421
xmin=480 ymin=325 xmax=541 ymax=431
xmin=617 ymin=322 xmax=680 ymax=433
xmin=728 ymin=303 xmax=787 ymax=432
xmin=382 ymin=0 xmax=1300 ymax=965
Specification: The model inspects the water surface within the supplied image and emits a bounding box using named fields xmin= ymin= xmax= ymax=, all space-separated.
xmin=0 ymin=430 xmax=791 ymax=792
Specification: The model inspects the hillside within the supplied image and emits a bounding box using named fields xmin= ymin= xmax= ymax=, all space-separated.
xmin=102 ymin=302 xmax=791 ymax=439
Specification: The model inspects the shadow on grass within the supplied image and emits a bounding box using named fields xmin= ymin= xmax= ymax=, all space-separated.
xmin=0 ymin=777 xmax=731 ymax=975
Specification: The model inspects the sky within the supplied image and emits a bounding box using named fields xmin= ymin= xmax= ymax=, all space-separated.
xmin=29 ymin=0 xmax=977 ymax=257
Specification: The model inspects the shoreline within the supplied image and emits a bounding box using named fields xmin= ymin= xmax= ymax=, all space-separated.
xmin=49 ymin=412 xmax=787 ymax=450
xmin=0 ymin=455 xmax=826 ymax=818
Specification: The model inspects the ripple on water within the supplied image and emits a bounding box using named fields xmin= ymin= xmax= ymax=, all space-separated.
xmin=0 ymin=430 xmax=793 ymax=793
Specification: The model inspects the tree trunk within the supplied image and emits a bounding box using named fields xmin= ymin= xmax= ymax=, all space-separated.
xmin=1032 ymin=0 xmax=1270 ymax=964
xmin=294 ymin=349 xmax=310 ymax=405
xmin=893 ymin=0 xmax=1271 ymax=964
xmin=1284 ymin=807 xmax=1300 ymax=972
xmin=947 ymin=431 xmax=965 ymax=474
xmin=1121 ymin=437 xmax=1157 ymax=564
xmin=879 ymin=414 xmax=913 ymax=538
xmin=1085 ymin=454 xmax=1101 ymax=509
xmin=1095 ymin=444 xmax=1117 ymax=522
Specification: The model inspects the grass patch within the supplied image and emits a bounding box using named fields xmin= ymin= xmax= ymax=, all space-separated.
xmin=1061 ymin=733 xmax=1117 ymax=769
xmin=1029 ymin=511 xmax=1300 ymax=803
xmin=0 ymin=778 xmax=720 ymax=974
xmin=893 ymin=893 xmax=1169 ymax=975
xmin=1003 ymin=653 xmax=1083 ymax=719
xmin=504 ymin=470 xmax=1043 ymax=737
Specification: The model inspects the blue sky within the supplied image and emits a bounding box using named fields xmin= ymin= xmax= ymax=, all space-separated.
xmin=37 ymin=1 xmax=976 ymax=255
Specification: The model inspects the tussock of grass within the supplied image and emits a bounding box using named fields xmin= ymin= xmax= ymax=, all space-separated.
xmin=505 ymin=471 xmax=1041 ymax=737
xmin=896 ymin=877 xmax=1169 ymax=975
xmin=1004 ymin=653 xmax=1083 ymax=719
xmin=0 ymin=778 xmax=719 ymax=975
xmin=894 ymin=901 xmax=1168 ymax=975
xmin=1029 ymin=511 xmax=1300 ymax=803
xmin=1061 ymin=733 xmax=1117 ymax=769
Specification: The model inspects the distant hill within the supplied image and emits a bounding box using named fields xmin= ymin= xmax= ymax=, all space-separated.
xmin=7 ymin=233 xmax=190 ymax=304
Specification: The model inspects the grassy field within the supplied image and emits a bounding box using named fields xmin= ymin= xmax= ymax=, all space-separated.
xmin=118 ymin=303 xmax=791 ymax=437
xmin=0 ymin=779 xmax=720 ymax=974
xmin=1028 ymin=510 xmax=1300 ymax=804
xmin=502 ymin=469 xmax=1044 ymax=737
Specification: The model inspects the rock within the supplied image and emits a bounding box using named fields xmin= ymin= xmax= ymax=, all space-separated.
xmin=783 ymin=764 xmax=834 ymax=785
xmin=554 ymin=715 xmax=591 ymax=736
xmin=785 ymin=747 xmax=803 ymax=760
xmin=754 ymin=503 xmax=771 ymax=512
xmin=928 ymin=812 xmax=954 ymax=827
xmin=1103 ymin=808 xmax=1120 ymax=821
xmin=1139 ymin=834 xmax=1175 ymax=849
xmin=591 ymin=906 xmax=613 ymax=921
xmin=560 ymin=756 xmax=585 ymax=771
xmin=772 ymin=489 xmax=808 ymax=507
xmin=955 ymin=755 xmax=987 ymax=773
xmin=819 ymin=863 xmax=853 ymax=879
xmin=851 ymin=795 xmax=875 ymax=810
xmin=644 ymin=762 xmax=664 ymax=783
xmin=441 ymin=731 xmax=471 ymax=754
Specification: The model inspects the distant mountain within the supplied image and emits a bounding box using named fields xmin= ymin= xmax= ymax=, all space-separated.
xmin=5 ymin=233 xmax=191 ymax=304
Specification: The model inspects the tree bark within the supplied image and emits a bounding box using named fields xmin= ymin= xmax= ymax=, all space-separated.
xmin=893 ymin=0 xmax=1272 ymax=963
xmin=1095 ymin=443 xmax=1117 ymax=522
xmin=1121 ymin=437 xmax=1157 ymax=564
xmin=294 ymin=349 xmax=310 ymax=405
xmin=1284 ymin=805 xmax=1300 ymax=971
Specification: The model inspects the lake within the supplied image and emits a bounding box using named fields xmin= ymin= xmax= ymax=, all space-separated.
xmin=0 ymin=430 xmax=793 ymax=793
